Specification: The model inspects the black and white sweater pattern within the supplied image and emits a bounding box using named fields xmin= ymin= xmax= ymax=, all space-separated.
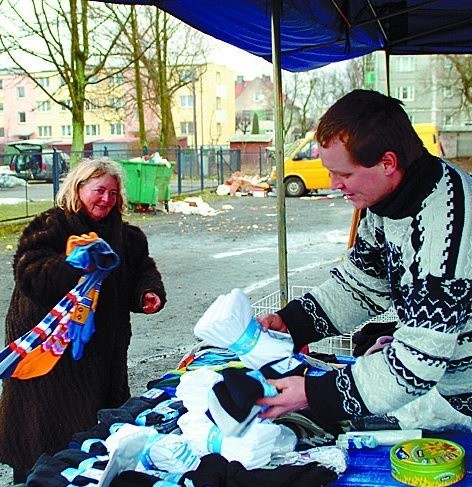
xmin=278 ymin=153 xmax=472 ymax=426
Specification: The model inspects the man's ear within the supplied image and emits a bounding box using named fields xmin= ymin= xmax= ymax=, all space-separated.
xmin=381 ymin=151 xmax=399 ymax=176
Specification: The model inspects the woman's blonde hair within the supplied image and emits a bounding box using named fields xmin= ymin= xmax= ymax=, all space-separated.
xmin=56 ymin=158 xmax=127 ymax=214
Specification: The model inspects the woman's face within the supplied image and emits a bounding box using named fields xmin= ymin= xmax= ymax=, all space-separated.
xmin=79 ymin=173 xmax=118 ymax=220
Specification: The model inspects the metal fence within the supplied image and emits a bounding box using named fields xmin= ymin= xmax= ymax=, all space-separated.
xmin=0 ymin=146 xmax=274 ymax=223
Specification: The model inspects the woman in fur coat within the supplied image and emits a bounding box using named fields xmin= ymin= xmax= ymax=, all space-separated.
xmin=0 ymin=158 xmax=167 ymax=483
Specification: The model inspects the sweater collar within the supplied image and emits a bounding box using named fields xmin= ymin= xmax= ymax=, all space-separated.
xmin=369 ymin=151 xmax=443 ymax=219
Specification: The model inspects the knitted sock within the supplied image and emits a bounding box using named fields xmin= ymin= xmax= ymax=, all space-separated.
xmin=109 ymin=470 xmax=164 ymax=486
xmin=120 ymin=388 xmax=171 ymax=417
xmin=227 ymin=458 xmax=338 ymax=486
xmin=97 ymin=408 xmax=135 ymax=429
xmin=208 ymin=368 xmax=277 ymax=436
xmin=25 ymin=454 xmax=72 ymax=487
xmin=69 ymin=422 xmax=110 ymax=449
xmin=259 ymin=354 xmax=309 ymax=380
xmin=135 ymin=399 xmax=186 ymax=430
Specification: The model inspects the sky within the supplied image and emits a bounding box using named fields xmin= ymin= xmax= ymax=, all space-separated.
xmin=207 ymin=38 xmax=274 ymax=81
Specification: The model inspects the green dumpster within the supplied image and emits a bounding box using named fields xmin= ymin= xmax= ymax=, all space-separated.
xmin=116 ymin=159 xmax=174 ymax=212
xmin=117 ymin=160 xmax=158 ymax=211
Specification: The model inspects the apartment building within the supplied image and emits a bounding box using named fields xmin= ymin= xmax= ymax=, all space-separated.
xmin=365 ymin=53 xmax=470 ymax=130
xmin=0 ymin=63 xmax=236 ymax=152
xmin=172 ymin=64 xmax=235 ymax=147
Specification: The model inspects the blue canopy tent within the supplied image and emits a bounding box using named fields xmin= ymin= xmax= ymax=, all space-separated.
xmin=105 ymin=1 xmax=472 ymax=70
xmin=97 ymin=0 xmax=472 ymax=302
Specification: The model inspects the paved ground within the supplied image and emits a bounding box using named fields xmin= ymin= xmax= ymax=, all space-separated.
xmin=0 ymin=191 xmax=355 ymax=484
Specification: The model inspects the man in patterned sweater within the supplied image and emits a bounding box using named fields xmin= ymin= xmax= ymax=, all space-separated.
xmin=257 ymin=90 xmax=471 ymax=431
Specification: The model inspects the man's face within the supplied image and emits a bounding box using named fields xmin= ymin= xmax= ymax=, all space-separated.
xmin=319 ymin=136 xmax=400 ymax=209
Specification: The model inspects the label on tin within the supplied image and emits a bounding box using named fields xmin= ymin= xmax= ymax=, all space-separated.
xmin=391 ymin=438 xmax=465 ymax=487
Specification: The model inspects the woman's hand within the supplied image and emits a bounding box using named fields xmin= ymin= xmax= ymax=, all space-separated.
xmin=257 ymin=313 xmax=288 ymax=333
xmin=256 ymin=376 xmax=308 ymax=418
xmin=142 ymin=292 xmax=162 ymax=314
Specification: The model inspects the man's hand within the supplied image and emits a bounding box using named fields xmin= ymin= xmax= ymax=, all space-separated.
xmin=256 ymin=376 xmax=308 ymax=418
xmin=257 ymin=313 xmax=288 ymax=333
xmin=142 ymin=292 xmax=161 ymax=314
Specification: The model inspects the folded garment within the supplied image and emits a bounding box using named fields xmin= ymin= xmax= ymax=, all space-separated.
xmin=134 ymin=399 xmax=186 ymax=432
xmin=194 ymin=288 xmax=294 ymax=369
xmin=100 ymin=423 xmax=156 ymax=487
xmin=138 ymin=432 xmax=201 ymax=474
xmin=207 ymin=367 xmax=277 ymax=436
xmin=175 ymin=367 xmax=223 ymax=413
xmin=178 ymin=410 xmax=284 ymax=470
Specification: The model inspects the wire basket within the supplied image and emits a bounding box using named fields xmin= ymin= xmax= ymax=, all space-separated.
xmin=252 ymin=286 xmax=398 ymax=357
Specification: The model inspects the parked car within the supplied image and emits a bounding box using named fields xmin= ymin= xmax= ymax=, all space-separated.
xmin=8 ymin=141 xmax=69 ymax=182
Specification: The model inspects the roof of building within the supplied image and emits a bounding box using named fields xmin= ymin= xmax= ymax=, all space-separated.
xmin=229 ymin=134 xmax=273 ymax=143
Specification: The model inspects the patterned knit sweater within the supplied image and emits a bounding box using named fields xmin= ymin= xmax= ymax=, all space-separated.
xmin=277 ymin=152 xmax=472 ymax=427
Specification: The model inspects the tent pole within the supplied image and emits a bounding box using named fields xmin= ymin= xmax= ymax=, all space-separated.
xmin=271 ymin=0 xmax=288 ymax=307
xmin=385 ymin=52 xmax=391 ymax=95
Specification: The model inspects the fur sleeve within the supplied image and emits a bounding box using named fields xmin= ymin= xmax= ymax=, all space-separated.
xmin=13 ymin=209 xmax=83 ymax=309
xmin=122 ymin=223 xmax=166 ymax=313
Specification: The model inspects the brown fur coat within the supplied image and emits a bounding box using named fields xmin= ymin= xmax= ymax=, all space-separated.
xmin=0 ymin=206 xmax=166 ymax=474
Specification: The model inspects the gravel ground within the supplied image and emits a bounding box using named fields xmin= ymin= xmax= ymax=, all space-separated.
xmin=0 ymin=191 xmax=357 ymax=484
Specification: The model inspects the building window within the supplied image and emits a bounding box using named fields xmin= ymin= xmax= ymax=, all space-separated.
xmin=265 ymin=109 xmax=274 ymax=121
xmin=253 ymin=91 xmax=264 ymax=102
xmin=110 ymin=123 xmax=125 ymax=135
xmin=444 ymin=114 xmax=453 ymax=127
xmin=85 ymin=100 xmax=98 ymax=111
xmin=0 ymin=127 xmax=4 ymax=137
xmin=0 ymin=79 xmax=3 ymax=89
xmin=37 ymin=77 xmax=50 ymax=88
xmin=216 ymin=97 xmax=222 ymax=110
xmin=216 ymin=71 xmax=221 ymax=84
xmin=180 ymin=121 xmax=194 ymax=135
xmin=0 ymin=102 xmax=3 ymax=114
xmin=216 ymin=123 xmax=222 ymax=136
xmin=397 ymin=56 xmax=415 ymax=72
xmin=86 ymin=124 xmax=101 ymax=136
xmin=395 ymin=86 xmax=414 ymax=101
xmin=110 ymin=74 xmax=124 ymax=85
xmin=18 ymin=112 xmax=26 ymax=123
xmin=109 ymin=97 xmax=124 ymax=109
xmin=17 ymin=86 xmax=25 ymax=98
xmin=61 ymin=125 xmax=72 ymax=136
xmin=61 ymin=99 xmax=72 ymax=110
xmin=443 ymin=86 xmax=454 ymax=98
xmin=38 ymin=126 xmax=52 ymax=137
xmin=36 ymin=100 xmax=51 ymax=112
xmin=180 ymin=95 xmax=194 ymax=108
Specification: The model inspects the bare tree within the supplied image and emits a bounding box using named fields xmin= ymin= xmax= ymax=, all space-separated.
xmin=0 ymin=0 xmax=130 ymax=166
xmin=444 ymin=54 xmax=472 ymax=107
xmin=129 ymin=5 xmax=147 ymax=153
xmin=110 ymin=6 xmax=210 ymax=153
xmin=283 ymin=65 xmax=352 ymax=140
xmin=235 ymin=112 xmax=252 ymax=134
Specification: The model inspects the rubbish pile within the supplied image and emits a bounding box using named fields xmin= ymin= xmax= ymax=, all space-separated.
xmin=216 ymin=171 xmax=270 ymax=197
xmin=168 ymin=196 xmax=220 ymax=216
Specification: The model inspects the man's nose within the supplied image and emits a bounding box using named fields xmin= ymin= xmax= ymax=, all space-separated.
xmin=330 ymin=175 xmax=343 ymax=190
